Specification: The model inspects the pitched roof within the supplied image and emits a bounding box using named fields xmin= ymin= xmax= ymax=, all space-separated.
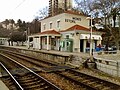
xmin=60 ymin=25 xmax=91 ymax=32
xmin=40 ymin=10 xmax=87 ymax=21
xmin=38 ymin=30 xmax=60 ymax=35
xmin=64 ymin=10 xmax=86 ymax=16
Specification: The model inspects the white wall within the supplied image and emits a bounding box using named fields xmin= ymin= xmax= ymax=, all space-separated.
xmin=41 ymin=12 xmax=89 ymax=32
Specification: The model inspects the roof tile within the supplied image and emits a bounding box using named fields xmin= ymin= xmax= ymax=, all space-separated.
xmin=38 ymin=30 xmax=60 ymax=35
xmin=60 ymin=25 xmax=91 ymax=32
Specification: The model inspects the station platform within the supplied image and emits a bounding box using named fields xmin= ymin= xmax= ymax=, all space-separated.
xmin=0 ymin=80 xmax=9 ymax=90
xmin=0 ymin=45 xmax=90 ymax=58
xmin=0 ymin=73 xmax=9 ymax=90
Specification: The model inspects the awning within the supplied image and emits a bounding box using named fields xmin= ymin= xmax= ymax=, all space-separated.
xmin=80 ymin=34 xmax=102 ymax=40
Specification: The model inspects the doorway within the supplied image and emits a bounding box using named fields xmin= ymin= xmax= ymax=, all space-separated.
xmin=80 ymin=39 xmax=84 ymax=52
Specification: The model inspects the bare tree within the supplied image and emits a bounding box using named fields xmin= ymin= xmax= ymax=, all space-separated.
xmin=74 ymin=0 xmax=94 ymax=16
xmin=92 ymin=0 xmax=120 ymax=50
xmin=35 ymin=6 xmax=49 ymax=20
xmin=75 ymin=0 xmax=120 ymax=50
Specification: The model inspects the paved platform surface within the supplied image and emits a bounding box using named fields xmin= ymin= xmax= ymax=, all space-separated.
xmin=0 ymin=80 xmax=9 ymax=90
xmin=0 ymin=73 xmax=9 ymax=90
xmin=1 ymin=45 xmax=90 ymax=58
xmin=1 ymin=45 xmax=120 ymax=61
xmin=3 ymin=45 xmax=120 ymax=61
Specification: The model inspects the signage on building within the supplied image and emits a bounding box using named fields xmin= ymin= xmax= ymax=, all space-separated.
xmin=65 ymin=19 xmax=75 ymax=23
xmin=72 ymin=17 xmax=81 ymax=21
xmin=65 ymin=17 xmax=81 ymax=23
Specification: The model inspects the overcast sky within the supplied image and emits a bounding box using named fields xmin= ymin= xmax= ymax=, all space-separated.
xmin=0 ymin=0 xmax=49 ymax=22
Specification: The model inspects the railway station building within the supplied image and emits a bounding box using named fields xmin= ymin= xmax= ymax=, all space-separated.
xmin=28 ymin=10 xmax=102 ymax=53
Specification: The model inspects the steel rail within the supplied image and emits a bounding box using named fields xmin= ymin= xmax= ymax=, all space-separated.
xmin=0 ymin=53 xmax=61 ymax=90
xmin=2 ymin=49 xmax=120 ymax=89
xmin=67 ymin=69 xmax=120 ymax=89
xmin=1 ymin=49 xmax=58 ymax=66
xmin=0 ymin=62 xmax=24 ymax=90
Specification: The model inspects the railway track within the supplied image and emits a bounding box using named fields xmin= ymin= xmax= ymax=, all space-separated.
xmin=0 ymin=49 xmax=58 ymax=68
xmin=56 ymin=69 xmax=120 ymax=90
xmin=1 ymin=49 xmax=120 ymax=90
xmin=0 ymin=53 xmax=61 ymax=90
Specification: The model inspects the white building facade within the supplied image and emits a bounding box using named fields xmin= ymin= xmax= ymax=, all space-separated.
xmin=28 ymin=11 xmax=102 ymax=53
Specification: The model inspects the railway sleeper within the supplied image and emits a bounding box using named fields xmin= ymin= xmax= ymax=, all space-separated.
xmin=56 ymin=72 xmax=96 ymax=90
xmin=87 ymin=82 xmax=108 ymax=90
xmin=82 ymin=80 xmax=90 ymax=83
xmin=20 ymin=80 xmax=44 ymax=86
xmin=87 ymin=81 xmax=96 ymax=85
xmin=18 ymin=78 xmax=40 ymax=83
xmin=68 ymin=74 xmax=112 ymax=90
xmin=94 ymin=84 xmax=103 ymax=88
xmin=23 ymin=83 xmax=49 ymax=89
xmin=64 ymin=74 xmax=107 ymax=90
xmin=102 ymin=87 xmax=111 ymax=90
xmin=9 ymin=86 xmax=17 ymax=90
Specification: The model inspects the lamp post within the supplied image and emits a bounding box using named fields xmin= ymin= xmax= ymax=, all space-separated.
xmin=90 ymin=16 xmax=93 ymax=59
xmin=87 ymin=16 xmax=93 ymax=60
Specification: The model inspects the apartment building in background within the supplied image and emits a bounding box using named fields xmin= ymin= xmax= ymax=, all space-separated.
xmin=49 ymin=0 xmax=73 ymax=16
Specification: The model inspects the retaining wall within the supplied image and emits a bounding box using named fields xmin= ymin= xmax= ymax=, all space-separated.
xmin=94 ymin=57 xmax=120 ymax=77
xmin=0 ymin=46 xmax=89 ymax=67
xmin=0 ymin=46 xmax=69 ymax=64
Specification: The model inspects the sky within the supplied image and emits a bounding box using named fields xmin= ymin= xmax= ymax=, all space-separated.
xmin=0 ymin=0 xmax=49 ymax=22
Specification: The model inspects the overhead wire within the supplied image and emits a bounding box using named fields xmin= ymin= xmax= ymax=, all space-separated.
xmin=9 ymin=0 xmax=26 ymax=16
xmin=14 ymin=0 xmax=26 ymax=10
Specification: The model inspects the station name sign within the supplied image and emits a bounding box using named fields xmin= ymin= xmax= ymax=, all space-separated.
xmin=65 ymin=17 xmax=81 ymax=23
xmin=72 ymin=17 xmax=81 ymax=21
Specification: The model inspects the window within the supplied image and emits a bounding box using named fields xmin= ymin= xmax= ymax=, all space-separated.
xmin=50 ymin=23 xmax=52 ymax=29
xmin=57 ymin=20 xmax=60 ymax=28
xmin=67 ymin=42 xmax=70 ymax=46
xmin=105 ymin=61 xmax=109 ymax=65
xmin=43 ymin=24 xmax=46 ymax=30
xmin=66 ymin=35 xmax=69 ymax=39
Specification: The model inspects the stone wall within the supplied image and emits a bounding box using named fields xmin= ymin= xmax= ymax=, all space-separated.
xmin=0 ymin=46 xmax=69 ymax=64
xmin=0 ymin=46 xmax=87 ymax=67
xmin=20 ymin=49 xmax=70 ymax=64
xmin=94 ymin=57 xmax=120 ymax=77
xmin=67 ymin=55 xmax=87 ymax=67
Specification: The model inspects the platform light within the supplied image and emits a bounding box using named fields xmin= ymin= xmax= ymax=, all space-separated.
xmin=86 ymin=16 xmax=93 ymax=60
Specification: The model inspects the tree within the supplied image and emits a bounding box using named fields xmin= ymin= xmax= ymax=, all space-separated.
xmin=9 ymin=31 xmax=26 ymax=46
xmin=10 ymin=19 xmax=15 ymax=24
xmin=75 ymin=0 xmax=120 ymax=50
xmin=35 ymin=6 xmax=49 ymax=20
xmin=91 ymin=0 xmax=120 ymax=50
xmin=9 ymin=19 xmax=15 ymax=29
xmin=27 ymin=19 xmax=41 ymax=35
xmin=111 ymin=8 xmax=120 ymax=27
xmin=17 ymin=19 xmax=27 ymax=32
xmin=74 ymin=0 xmax=93 ymax=16
xmin=17 ymin=19 xmax=22 ymax=27
xmin=4 ymin=19 xmax=9 ymax=28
